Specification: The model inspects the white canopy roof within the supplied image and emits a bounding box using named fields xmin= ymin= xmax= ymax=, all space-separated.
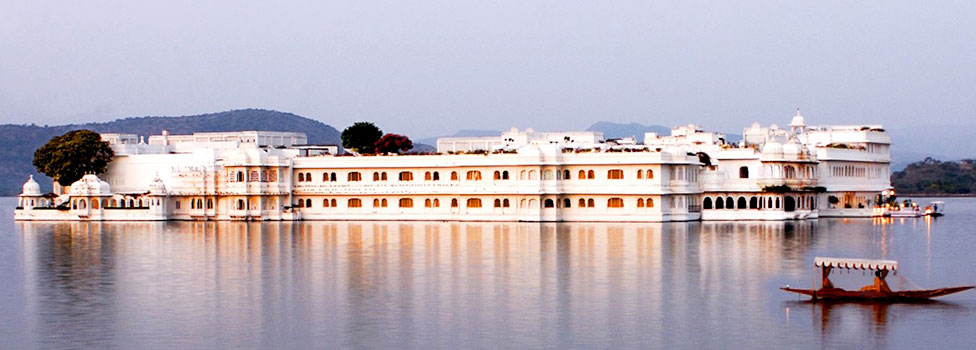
xmin=814 ymin=257 xmax=897 ymax=271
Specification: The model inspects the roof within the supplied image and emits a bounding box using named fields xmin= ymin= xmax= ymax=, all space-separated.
xmin=814 ymin=257 xmax=897 ymax=271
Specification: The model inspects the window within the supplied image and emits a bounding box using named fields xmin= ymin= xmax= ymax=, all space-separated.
xmin=579 ymin=198 xmax=587 ymax=207
xmin=425 ymin=199 xmax=432 ymax=208
xmin=739 ymin=167 xmax=749 ymax=179
xmin=174 ymin=201 xmax=180 ymax=209
xmin=645 ymin=198 xmax=654 ymax=208
xmin=207 ymin=199 xmax=213 ymax=209
xmin=305 ymin=172 xmax=311 ymax=182
xmin=381 ymin=199 xmax=388 ymax=207
xmin=587 ymin=198 xmax=594 ymax=207
xmin=433 ymin=199 xmax=440 ymax=207
xmin=330 ymin=173 xmax=337 ymax=182
xmin=238 ymin=199 xmax=245 ymax=210
xmin=451 ymin=171 xmax=459 ymax=181
xmin=348 ymin=172 xmax=362 ymax=181
xmin=425 ymin=172 xmax=432 ymax=181
xmin=466 ymin=171 xmax=482 ymax=180
xmin=562 ymin=170 xmax=570 ymax=180
xmin=323 ymin=173 xmax=329 ymax=182
xmin=331 ymin=199 xmax=338 ymax=207
xmin=587 ymin=170 xmax=595 ymax=179
xmin=494 ymin=171 xmax=501 ymax=180
xmin=750 ymin=197 xmax=758 ymax=209
xmin=638 ymin=198 xmax=645 ymax=207
xmin=637 ymin=170 xmax=643 ymax=179
xmin=250 ymin=171 xmax=259 ymax=182
xmin=503 ymin=199 xmax=510 ymax=208
xmin=785 ymin=166 xmax=796 ymax=179
xmin=381 ymin=172 xmax=388 ymax=181
xmin=737 ymin=197 xmax=747 ymax=209
xmin=298 ymin=173 xmax=305 ymax=182
xmin=466 ymin=198 xmax=482 ymax=208
xmin=348 ymin=199 xmax=362 ymax=208
xmin=237 ymin=171 xmax=245 ymax=182
xmin=373 ymin=198 xmax=380 ymax=207
xmin=607 ymin=198 xmax=624 ymax=208
xmin=399 ymin=171 xmax=413 ymax=181
xmin=716 ymin=197 xmax=725 ymax=209
xmin=544 ymin=199 xmax=555 ymax=208
xmin=269 ymin=170 xmax=277 ymax=182
xmin=578 ymin=170 xmax=586 ymax=179
xmin=563 ymin=198 xmax=571 ymax=208
xmin=92 ymin=199 xmax=99 ymax=209
xmin=502 ymin=171 xmax=509 ymax=180
xmin=323 ymin=199 xmax=331 ymax=207
xmin=494 ymin=199 xmax=502 ymax=208
xmin=703 ymin=197 xmax=712 ymax=209
xmin=608 ymin=169 xmax=624 ymax=179
xmin=451 ymin=198 xmax=459 ymax=207
xmin=433 ymin=172 xmax=440 ymax=181
xmin=305 ymin=199 xmax=312 ymax=208
xmin=543 ymin=170 xmax=554 ymax=180
xmin=399 ymin=198 xmax=413 ymax=208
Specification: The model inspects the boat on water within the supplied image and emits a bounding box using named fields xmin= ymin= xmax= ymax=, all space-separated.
xmin=925 ymin=201 xmax=945 ymax=217
xmin=781 ymin=257 xmax=974 ymax=302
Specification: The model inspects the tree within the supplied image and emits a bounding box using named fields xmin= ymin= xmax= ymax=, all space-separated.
xmin=341 ymin=122 xmax=383 ymax=154
xmin=374 ymin=133 xmax=414 ymax=154
xmin=33 ymin=130 xmax=115 ymax=186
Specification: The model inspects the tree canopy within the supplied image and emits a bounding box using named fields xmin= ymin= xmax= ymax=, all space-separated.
xmin=375 ymin=133 xmax=414 ymax=154
xmin=891 ymin=157 xmax=976 ymax=194
xmin=341 ymin=122 xmax=383 ymax=154
xmin=33 ymin=129 xmax=115 ymax=186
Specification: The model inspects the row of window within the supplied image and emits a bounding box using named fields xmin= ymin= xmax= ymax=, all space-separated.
xmin=291 ymin=197 xmax=655 ymax=209
xmin=295 ymin=169 xmax=658 ymax=183
xmin=702 ymin=195 xmax=817 ymax=211
xmin=229 ymin=170 xmax=279 ymax=183
xmin=72 ymin=198 xmax=155 ymax=210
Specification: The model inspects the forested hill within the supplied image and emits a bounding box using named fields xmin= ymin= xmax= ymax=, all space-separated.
xmin=0 ymin=109 xmax=340 ymax=196
xmin=891 ymin=158 xmax=976 ymax=195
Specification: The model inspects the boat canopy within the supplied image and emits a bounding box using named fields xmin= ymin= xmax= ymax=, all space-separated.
xmin=814 ymin=257 xmax=897 ymax=271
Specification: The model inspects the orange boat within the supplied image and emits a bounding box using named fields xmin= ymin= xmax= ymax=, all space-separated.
xmin=781 ymin=257 xmax=974 ymax=302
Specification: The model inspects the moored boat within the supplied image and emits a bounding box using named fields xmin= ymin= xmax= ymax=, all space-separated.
xmin=781 ymin=257 xmax=974 ymax=302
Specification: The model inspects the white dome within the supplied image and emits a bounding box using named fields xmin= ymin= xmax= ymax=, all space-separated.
xmin=21 ymin=175 xmax=41 ymax=196
xmin=783 ymin=140 xmax=803 ymax=155
xmin=69 ymin=174 xmax=112 ymax=196
xmin=149 ymin=176 xmax=168 ymax=195
xmin=761 ymin=141 xmax=783 ymax=156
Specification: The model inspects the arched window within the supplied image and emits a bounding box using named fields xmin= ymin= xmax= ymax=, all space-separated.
xmin=128 ymin=199 xmax=134 ymax=207
xmin=305 ymin=199 xmax=312 ymax=208
xmin=373 ymin=172 xmax=380 ymax=181
xmin=207 ymin=199 xmax=213 ymax=209
xmin=451 ymin=198 xmax=459 ymax=207
xmin=348 ymin=198 xmax=362 ymax=208
xmin=544 ymin=199 xmax=555 ymax=208
xmin=494 ymin=199 xmax=502 ymax=208
xmin=451 ymin=172 xmax=459 ymax=181
xmin=433 ymin=172 xmax=440 ymax=181
xmin=726 ymin=197 xmax=734 ymax=209
xmin=785 ymin=166 xmax=796 ymax=179
xmin=381 ymin=172 xmax=387 ymax=181
xmin=399 ymin=171 xmax=413 ymax=181
xmin=646 ymin=169 xmax=654 ymax=179
xmin=348 ymin=172 xmax=362 ymax=181
xmin=607 ymin=169 xmax=624 ymax=179
xmin=92 ymin=199 xmax=99 ymax=209
xmin=502 ymin=199 xmax=510 ymax=208
xmin=323 ymin=173 xmax=329 ymax=182
xmin=703 ymin=197 xmax=713 ymax=209
xmin=562 ymin=170 xmax=570 ymax=180
xmin=466 ymin=198 xmax=482 ymax=208
xmin=399 ymin=198 xmax=413 ymax=208
xmin=238 ymin=199 xmax=245 ymax=210
xmin=737 ymin=197 xmax=747 ymax=209
xmin=637 ymin=198 xmax=645 ymax=207
xmin=323 ymin=199 xmax=331 ymax=207
xmin=775 ymin=197 xmax=781 ymax=208
xmin=330 ymin=173 xmax=337 ymax=182
xmin=433 ymin=199 xmax=440 ymax=207
xmin=196 ymin=199 xmax=203 ymax=209
xmin=587 ymin=198 xmax=595 ymax=207
xmin=425 ymin=199 xmax=432 ymax=208
xmin=579 ymin=198 xmax=587 ymax=207
xmin=503 ymin=171 xmax=510 ymax=180
xmin=425 ymin=172 xmax=432 ymax=181
xmin=587 ymin=170 xmax=595 ymax=179
xmin=191 ymin=199 xmax=195 ymax=209
xmin=749 ymin=197 xmax=758 ymax=209
xmin=578 ymin=170 xmax=586 ymax=179
xmin=563 ymin=198 xmax=571 ymax=208
xmin=381 ymin=199 xmax=388 ymax=207
xmin=716 ymin=197 xmax=725 ymax=209
xmin=466 ymin=171 xmax=482 ymax=180
xmin=298 ymin=173 xmax=305 ymax=182
xmin=646 ymin=198 xmax=654 ymax=208
xmin=739 ymin=166 xmax=749 ymax=179
xmin=543 ymin=170 xmax=554 ymax=180
xmin=494 ymin=171 xmax=501 ymax=180
xmin=373 ymin=198 xmax=380 ymax=207
xmin=237 ymin=171 xmax=244 ymax=182
xmin=607 ymin=198 xmax=624 ymax=208
xmin=528 ymin=170 xmax=537 ymax=180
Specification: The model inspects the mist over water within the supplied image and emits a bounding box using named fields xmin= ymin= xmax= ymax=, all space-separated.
xmin=1 ymin=197 xmax=975 ymax=349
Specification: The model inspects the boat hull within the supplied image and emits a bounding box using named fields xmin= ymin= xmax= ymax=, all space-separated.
xmin=781 ymin=286 xmax=974 ymax=302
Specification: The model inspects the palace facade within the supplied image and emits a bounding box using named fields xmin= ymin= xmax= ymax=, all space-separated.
xmin=15 ymin=111 xmax=891 ymax=222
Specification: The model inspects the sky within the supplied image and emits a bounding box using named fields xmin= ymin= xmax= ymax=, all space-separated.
xmin=1 ymin=1 xmax=974 ymax=139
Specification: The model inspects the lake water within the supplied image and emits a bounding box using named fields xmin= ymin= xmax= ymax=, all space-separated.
xmin=1 ymin=197 xmax=974 ymax=349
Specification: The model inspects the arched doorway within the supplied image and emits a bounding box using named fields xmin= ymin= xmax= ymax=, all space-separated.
xmin=784 ymin=196 xmax=796 ymax=212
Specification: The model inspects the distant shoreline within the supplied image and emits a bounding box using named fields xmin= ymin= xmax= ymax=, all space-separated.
xmin=903 ymin=193 xmax=976 ymax=198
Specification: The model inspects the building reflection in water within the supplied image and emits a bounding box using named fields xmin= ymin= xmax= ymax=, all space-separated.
xmin=18 ymin=220 xmax=826 ymax=348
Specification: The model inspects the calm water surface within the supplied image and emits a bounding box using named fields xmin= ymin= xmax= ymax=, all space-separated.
xmin=1 ymin=197 xmax=974 ymax=349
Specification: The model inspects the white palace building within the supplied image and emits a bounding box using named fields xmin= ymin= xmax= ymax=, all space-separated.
xmin=15 ymin=111 xmax=891 ymax=222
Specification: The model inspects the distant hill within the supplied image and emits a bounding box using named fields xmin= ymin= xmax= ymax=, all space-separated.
xmin=891 ymin=158 xmax=976 ymax=195
xmin=0 ymin=109 xmax=340 ymax=196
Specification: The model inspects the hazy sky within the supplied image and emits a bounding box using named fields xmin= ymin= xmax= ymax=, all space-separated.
xmin=1 ymin=1 xmax=974 ymax=138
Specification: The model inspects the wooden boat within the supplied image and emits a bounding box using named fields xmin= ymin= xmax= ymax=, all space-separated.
xmin=924 ymin=201 xmax=945 ymax=217
xmin=781 ymin=257 xmax=974 ymax=302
